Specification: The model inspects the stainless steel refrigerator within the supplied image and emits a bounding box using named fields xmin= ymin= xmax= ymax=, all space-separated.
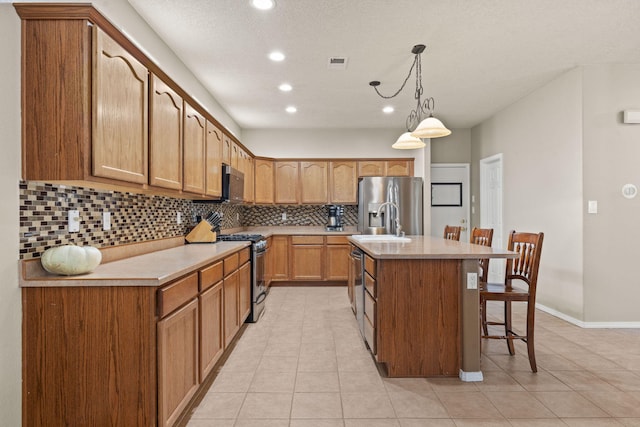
xmin=358 ymin=176 xmax=423 ymax=235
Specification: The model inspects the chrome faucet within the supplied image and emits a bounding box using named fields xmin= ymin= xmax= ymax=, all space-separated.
xmin=373 ymin=202 xmax=404 ymax=237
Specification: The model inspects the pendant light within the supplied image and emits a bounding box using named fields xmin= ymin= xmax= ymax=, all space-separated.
xmin=370 ymin=44 xmax=451 ymax=149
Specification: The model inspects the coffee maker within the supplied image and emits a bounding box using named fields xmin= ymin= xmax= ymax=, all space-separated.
xmin=326 ymin=205 xmax=344 ymax=232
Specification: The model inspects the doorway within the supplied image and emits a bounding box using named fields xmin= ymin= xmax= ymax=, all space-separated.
xmin=480 ymin=153 xmax=504 ymax=283
xmin=430 ymin=164 xmax=470 ymax=242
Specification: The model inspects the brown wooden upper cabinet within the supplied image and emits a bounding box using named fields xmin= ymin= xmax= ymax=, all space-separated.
xmin=205 ymin=121 xmax=223 ymax=198
xmin=329 ymin=161 xmax=357 ymax=204
xmin=222 ymin=135 xmax=233 ymax=166
xmin=275 ymin=161 xmax=299 ymax=204
xmin=254 ymin=159 xmax=275 ymax=204
xmin=92 ymin=28 xmax=149 ymax=185
xmin=386 ymin=159 xmax=413 ymax=176
xmin=243 ymin=152 xmax=255 ymax=204
xmin=357 ymin=160 xmax=413 ymax=177
xmin=357 ymin=160 xmax=386 ymax=177
xmin=183 ymin=103 xmax=206 ymax=194
xmin=149 ymin=75 xmax=183 ymax=190
xmin=300 ymin=161 xmax=329 ymax=204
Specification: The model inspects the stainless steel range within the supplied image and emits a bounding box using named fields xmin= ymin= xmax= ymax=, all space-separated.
xmin=217 ymin=233 xmax=268 ymax=322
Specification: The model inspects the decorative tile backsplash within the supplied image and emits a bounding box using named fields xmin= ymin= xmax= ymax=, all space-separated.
xmin=242 ymin=205 xmax=357 ymax=227
xmin=18 ymin=181 xmax=358 ymax=259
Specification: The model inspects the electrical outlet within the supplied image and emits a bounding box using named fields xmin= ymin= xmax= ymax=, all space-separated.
xmin=176 ymin=212 xmax=182 ymax=224
xmin=282 ymin=212 xmax=287 ymax=221
xmin=467 ymin=272 xmax=478 ymax=290
xmin=68 ymin=210 xmax=80 ymax=232
xmin=236 ymin=212 xmax=240 ymax=220
xmin=102 ymin=211 xmax=111 ymax=231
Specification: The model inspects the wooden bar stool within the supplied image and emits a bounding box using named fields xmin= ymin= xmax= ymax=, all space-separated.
xmin=443 ymin=225 xmax=461 ymax=241
xmin=480 ymin=230 xmax=544 ymax=372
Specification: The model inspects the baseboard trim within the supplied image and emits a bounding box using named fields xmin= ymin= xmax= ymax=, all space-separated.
xmin=536 ymin=303 xmax=640 ymax=328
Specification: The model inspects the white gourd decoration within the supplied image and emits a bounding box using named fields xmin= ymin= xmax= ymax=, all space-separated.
xmin=41 ymin=245 xmax=102 ymax=276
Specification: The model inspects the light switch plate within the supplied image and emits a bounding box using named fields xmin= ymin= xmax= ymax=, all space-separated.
xmin=102 ymin=211 xmax=111 ymax=231
xmin=68 ymin=210 xmax=80 ymax=232
xmin=467 ymin=272 xmax=478 ymax=290
xmin=588 ymin=200 xmax=598 ymax=214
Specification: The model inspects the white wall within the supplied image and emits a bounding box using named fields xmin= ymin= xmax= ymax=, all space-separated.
xmin=582 ymin=64 xmax=640 ymax=322
xmin=0 ymin=5 xmax=22 ymax=426
xmin=471 ymin=69 xmax=585 ymax=320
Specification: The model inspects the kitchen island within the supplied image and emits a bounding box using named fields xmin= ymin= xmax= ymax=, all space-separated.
xmin=348 ymin=235 xmax=517 ymax=381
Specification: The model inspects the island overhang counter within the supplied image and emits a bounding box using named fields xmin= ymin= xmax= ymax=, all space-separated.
xmin=347 ymin=235 xmax=518 ymax=381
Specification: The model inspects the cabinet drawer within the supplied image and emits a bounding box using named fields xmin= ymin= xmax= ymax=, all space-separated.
xmin=364 ymin=289 xmax=376 ymax=327
xmin=239 ymin=247 xmax=251 ymax=265
xmin=365 ymin=255 xmax=376 ymax=277
xmin=364 ymin=272 xmax=376 ymax=298
xmin=364 ymin=314 xmax=376 ymax=355
xmin=199 ymin=261 xmax=223 ymax=291
xmin=157 ymin=273 xmax=199 ymax=318
xmin=223 ymin=252 xmax=239 ymax=276
xmin=291 ymin=235 xmax=324 ymax=245
xmin=326 ymin=235 xmax=349 ymax=245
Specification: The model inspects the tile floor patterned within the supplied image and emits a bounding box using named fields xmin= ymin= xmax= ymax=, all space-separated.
xmin=187 ymin=286 xmax=640 ymax=426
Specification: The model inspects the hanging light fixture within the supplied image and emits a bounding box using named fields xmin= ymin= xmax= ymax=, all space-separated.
xmin=370 ymin=44 xmax=451 ymax=149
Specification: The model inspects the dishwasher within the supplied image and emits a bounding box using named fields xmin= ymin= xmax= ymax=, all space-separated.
xmin=349 ymin=247 xmax=365 ymax=339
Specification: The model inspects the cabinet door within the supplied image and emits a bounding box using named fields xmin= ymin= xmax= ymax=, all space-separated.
xmin=199 ymin=281 xmax=224 ymax=381
xmin=300 ymin=161 xmax=328 ymax=204
xmin=291 ymin=244 xmax=325 ymax=280
xmin=254 ymin=159 xmax=275 ymax=204
xmin=157 ymin=298 xmax=199 ymax=427
xmin=183 ymin=103 xmax=206 ymax=194
xmin=223 ymin=269 xmax=240 ymax=347
xmin=205 ymin=121 xmax=223 ymax=197
xmin=271 ymin=236 xmax=290 ymax=280
xmin=149 ymin=75 xmax=182 ymax=190
xmin=244 ymin=155 xmax=254 ymax=204
xmin=386 ymin=160 xmax=412 ymax=177
xmin=222 ymin=135 xmax=232 ymax=166
xmin=231 ymin=143 xmax=240 ymax=170
xmin=92 ymin=27 xmax=148 ymax=184
xmin=325 ymin=244 xmax=350 ymax=281
xmin=275 ymin=161 xmax=299 ymax=204
xmin=239 ymin=261 xmax=251 ymax=323
xmin=329 ymin=161 xmax=357 ymax=204
xmin=358 ymin=160 xmax=385 ymax=177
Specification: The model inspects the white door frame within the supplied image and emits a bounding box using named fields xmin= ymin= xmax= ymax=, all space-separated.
xmin=480 ymin=153 xmax=504 ymax=283
xmin=430 ymin=163 xmax=471 ymax=242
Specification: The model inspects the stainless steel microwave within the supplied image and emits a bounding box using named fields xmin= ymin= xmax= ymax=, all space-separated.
xmin=222 ymin=164 xmax=244 ymax=203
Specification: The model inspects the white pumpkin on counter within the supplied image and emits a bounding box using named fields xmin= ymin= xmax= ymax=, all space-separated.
xmin=40 ymin=244 xmax=102 ymax=276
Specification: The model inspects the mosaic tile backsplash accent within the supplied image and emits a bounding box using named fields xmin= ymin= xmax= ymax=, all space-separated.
xmin=242 ymin=205 xmax=357 ymax=227
xmin=18 ymin=182 xmax=357 ymax=259
xmin=19 ymin=182 xmax=242 ymax=259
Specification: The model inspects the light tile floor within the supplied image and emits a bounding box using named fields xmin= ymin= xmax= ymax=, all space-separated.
xmin=187 ymin=286 xmax=640 ymax=426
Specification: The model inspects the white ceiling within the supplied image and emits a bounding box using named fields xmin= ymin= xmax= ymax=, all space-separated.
xmin=128 ymin=0 xmax=640 ymax=130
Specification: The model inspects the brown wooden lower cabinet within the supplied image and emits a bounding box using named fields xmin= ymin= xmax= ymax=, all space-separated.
xmin=22 ymin=245 xmax=251 ymax=427
xmin=271 ymin=234 xmax=351 ymax=283
xmin=158 ymin=297 xmax=199 ymax=427
xmin=364 ymin=256 xmax=461 ymax=377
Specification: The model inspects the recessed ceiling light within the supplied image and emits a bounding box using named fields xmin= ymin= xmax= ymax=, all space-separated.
xmin=286 ymin=106 xmax=297 ymax=113
xmin=269 ymin=51 xmax=285 ymax=62
xmin=383 ymin=106 xmax=394 ymax=114
xmin=278 ymin=83 xmax=292 ymax=92
xmin=251 ymin=0 xmax=275 ymax=10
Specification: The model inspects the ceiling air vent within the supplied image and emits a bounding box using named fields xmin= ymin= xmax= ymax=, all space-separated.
xmin=328 ymin=57 xmax=348 ymax=70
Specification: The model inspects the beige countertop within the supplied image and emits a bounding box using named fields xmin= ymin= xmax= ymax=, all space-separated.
xmin=348 ymin=235 xmax=518 ymax=260
xmin=20 ymin=241 xmax=250 ymax=288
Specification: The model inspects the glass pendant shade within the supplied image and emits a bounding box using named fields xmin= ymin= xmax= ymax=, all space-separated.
xmin=392 ymin=132 xmax=426 ymax=149
xmin=411 ymin=116 xmax=452 ymax=139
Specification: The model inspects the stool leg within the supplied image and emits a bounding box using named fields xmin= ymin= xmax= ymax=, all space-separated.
xmin=481 ymin=298 xmax=488 ymax=336
xmin=526 ymin=305 xmax=537 ymax=372
xmin=505 ymin=301 xmax=515 ymax=355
